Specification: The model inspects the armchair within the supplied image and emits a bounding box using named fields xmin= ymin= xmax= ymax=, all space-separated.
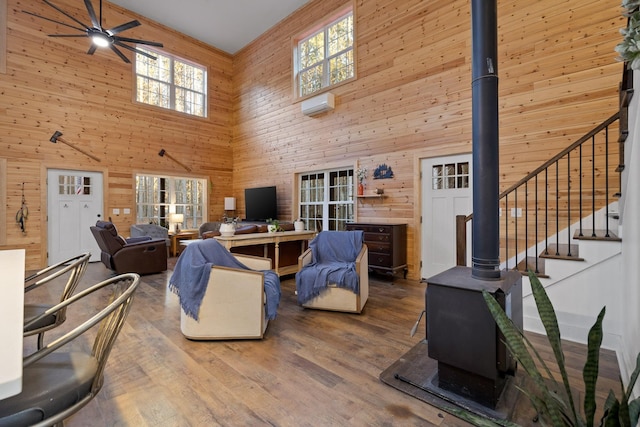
xmin=24 ymin=252 xmax=91 ymax=349
xmin=130 ymin=223 xmax=170 ymax=249
xmin=90 ymin=220 xmax=167 ymax=275
xmin=170 ymin=239 xmax=280 ymax=340
xmin=0 ymin=273 xmax=140 ymax=426
xmin=296 ymin=230 xmax=369 ymax=313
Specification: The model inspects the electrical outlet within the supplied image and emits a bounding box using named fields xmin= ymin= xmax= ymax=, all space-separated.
xmin=510 ymin=207 xmax=522 ymax=218
xmin=499 ymin=208 xmax=503 ymax=216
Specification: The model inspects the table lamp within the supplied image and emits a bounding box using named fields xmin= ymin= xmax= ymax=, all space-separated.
xmin=170 ymin=213 xmax=184 ymax=233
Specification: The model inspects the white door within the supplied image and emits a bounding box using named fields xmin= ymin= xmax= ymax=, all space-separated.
xmin=47 ymin=169 xmax=104 ymax=264
xmin=421 ymin=154 xmax=472 ymax=280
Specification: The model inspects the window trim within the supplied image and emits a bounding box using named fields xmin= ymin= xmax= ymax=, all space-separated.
xmin=292 ymin=2 xmax=356 ymax=101
xmin=133 ymin=47 xmax=208 ymax=118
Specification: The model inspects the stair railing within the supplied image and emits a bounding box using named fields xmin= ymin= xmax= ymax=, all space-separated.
xmin=457 ymin=111 xmax=622 ymax=275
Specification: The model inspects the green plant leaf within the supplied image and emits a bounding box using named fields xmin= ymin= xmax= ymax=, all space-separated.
xmin=623 ymin=352 xmax=640 ymax=403
xmin=482 ymin=290 xmax=565 ymax=426
xmin=628 ymin=397 xmax=640 ymax=425
xmin=601 ymin=390 xmax=620 ymax=427
xmin=583 ymin=306 xmax=605 ymax=427
xmin=528 ymin=270 xmax=580 ymax=424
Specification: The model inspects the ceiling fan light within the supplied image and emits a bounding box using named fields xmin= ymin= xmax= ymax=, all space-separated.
xmin=91 ymin=33 xmax=110 ymax=47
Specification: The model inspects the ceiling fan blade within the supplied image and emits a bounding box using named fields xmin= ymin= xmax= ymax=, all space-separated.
xmin=114 ymin=41 xmax=157 ymax=60
xmin=48 ymin=34 xmax=88 ymax=38
xmin=87 ymin=44 xmax=97 ymax=55
xmin=43 ymin=0 xmax=90 ymax=30
xmin=22 ymin=10 xmax=87 ymax=33
xmin=107 ymin=20 xmax=140 ymax=36
xmin=113 ymin=36 xmax=163 ymax=48
xmin=83 ymin=0 xmax=100 ymax=28
xmin=109 ymin=44 xmax=130 ymax=63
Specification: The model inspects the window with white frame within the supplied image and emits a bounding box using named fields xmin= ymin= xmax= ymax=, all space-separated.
xmin=135 ymin=48 xmax=207 ymax=117
xmin=299 ymin=168 xmax=354 ymax=231
xmin=295 ymin=8 xmax=354 ymax=98
xmin=135 ymin=174 xmax=206 ymax=229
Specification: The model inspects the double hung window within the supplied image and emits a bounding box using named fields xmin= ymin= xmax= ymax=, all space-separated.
xmin=135 ymin=48 xmax=207 ymax=117
xmin=295 ymin=8 xmax=354 ymax=98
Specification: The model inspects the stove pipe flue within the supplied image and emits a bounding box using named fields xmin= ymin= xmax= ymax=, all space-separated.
xmin=471 ymin=0 xmax=500 ymax=280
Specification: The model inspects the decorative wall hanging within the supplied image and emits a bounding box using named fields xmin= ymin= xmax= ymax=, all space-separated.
xmin=15 ymin=183 xmax=28 ymax=234
xmin=50 ymin=131 xmax=101 ymax=162
xmin=158 ymin=149 xmax=192 ymax=172
xmin=373 ymin=163 xmax=394 ymax=179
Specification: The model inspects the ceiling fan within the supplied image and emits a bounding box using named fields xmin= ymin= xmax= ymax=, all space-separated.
xmin=23 ymin=0 xmax=163 ymax=63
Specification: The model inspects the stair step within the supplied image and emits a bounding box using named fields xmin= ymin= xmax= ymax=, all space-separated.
xmin=515 ymin=256 xmax=548 ymax=278
xmin=573 ymin=229 xmax=621 ymax=242
xmin=540 ymin=243 xmax=583 ymax=261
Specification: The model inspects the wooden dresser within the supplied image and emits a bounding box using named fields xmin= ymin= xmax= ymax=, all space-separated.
xmin=346 ymin=223 xmax=407 ymax=278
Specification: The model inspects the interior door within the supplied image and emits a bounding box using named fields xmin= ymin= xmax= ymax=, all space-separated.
xmin=421 ymin=154 xmax=472 ymax=280
xmin=47 ymin=169 xmax=103 ymax=264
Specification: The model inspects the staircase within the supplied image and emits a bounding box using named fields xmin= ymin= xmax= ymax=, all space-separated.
xmin=455 ymin=65 xmax=634 ymax=347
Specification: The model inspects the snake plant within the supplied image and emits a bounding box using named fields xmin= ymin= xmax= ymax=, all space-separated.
xmin=482 ymin=270 xmax=640 ymax=426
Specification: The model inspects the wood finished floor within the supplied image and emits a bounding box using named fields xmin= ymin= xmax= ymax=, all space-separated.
xmin=23 ymin=260 xmax=620 ymax=427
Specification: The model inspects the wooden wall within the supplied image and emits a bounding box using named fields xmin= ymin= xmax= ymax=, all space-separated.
xmin=0 ymin=0 xmax=625 ymax=277
xmin=232 ymin=0 xmax=624 ymax=280
xmin=0 ymin=0 xmax=233 ymax=269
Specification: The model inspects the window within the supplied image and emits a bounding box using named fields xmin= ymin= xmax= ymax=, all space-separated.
xmin=58 ymin=174 xmax=92 ymax=195
xmin=295 ymin=8 xmax=354 ymax=98
xmin=135 ymin=48 xmax=207 ymax=117
xmin=299 ymin=167 xmax=354 ymax=231
xmin=432 ymin=161 xmax=470 ymax=190
xmin=135 ymin=174 xmax=206 ymax=229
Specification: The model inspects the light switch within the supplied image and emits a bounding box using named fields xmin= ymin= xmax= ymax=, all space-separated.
xmin=113 ymin=208 xmax=120 ymax=215
xmin=124 ymin=208 xmax=131 ymax=214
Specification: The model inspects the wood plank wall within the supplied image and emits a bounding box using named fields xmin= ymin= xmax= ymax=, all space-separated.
xmin=0 ymin=0 xmax=233 ymax=269
xmin=0 ymin=0 xmax=625 ymax=277
xmin=232 ymin=0 xmax=624 ymax=280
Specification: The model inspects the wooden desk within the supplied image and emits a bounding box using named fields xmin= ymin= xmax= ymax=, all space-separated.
xmin=215 ymin=230 xmax=316 ymax=276
xmin=169 ymin=230 xmax=199 ymax=257
xmin=0 ymin=249 xmax=25 ymax=400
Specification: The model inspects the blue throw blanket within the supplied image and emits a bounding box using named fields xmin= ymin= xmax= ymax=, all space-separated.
xmin=295 ymin=230 xmax=364 ymax=304
xmin=169 ymin=239 xmax=281 ymax=321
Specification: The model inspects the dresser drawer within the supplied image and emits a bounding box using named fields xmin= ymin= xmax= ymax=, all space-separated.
xmin=353 ymin=224 xmax=393 ymax=234
xmin=369 ymin=253 xmax=393 ymax=267
xmin=366 ymin=241 xmax=391 ymax=254
xmin=363 ymin=232 xmax=391 ymax=242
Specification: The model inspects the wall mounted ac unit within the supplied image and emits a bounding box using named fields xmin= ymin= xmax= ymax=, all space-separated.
xmin=301 ymin=92 xmax=335 ymax=116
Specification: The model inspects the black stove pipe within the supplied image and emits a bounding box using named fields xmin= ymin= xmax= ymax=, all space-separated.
xmin=471 ymin=0 xmax=501 ymax=280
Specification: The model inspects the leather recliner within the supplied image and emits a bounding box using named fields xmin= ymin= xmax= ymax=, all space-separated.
xmin=90 ymin=220 xmax=167 ymax=275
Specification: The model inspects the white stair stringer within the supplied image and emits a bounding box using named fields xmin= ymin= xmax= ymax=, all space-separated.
xmin=521 ymin=239 xmax=623 ymax=350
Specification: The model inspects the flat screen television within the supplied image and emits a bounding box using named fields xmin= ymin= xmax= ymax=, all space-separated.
xmin=244 ymin=186 xmax=277 ymax=221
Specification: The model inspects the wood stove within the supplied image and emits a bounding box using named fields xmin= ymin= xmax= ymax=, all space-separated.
xmin=426 ymin=266 xmax=522 ymax=409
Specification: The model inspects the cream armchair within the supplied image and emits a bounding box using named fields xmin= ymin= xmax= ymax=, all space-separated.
xmin=296 ymin=231 xmax=369 ymax=313
xmin=180 ymin=254 xmax=274 ymax=340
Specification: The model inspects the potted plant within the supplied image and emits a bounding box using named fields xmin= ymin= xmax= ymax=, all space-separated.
xmin=219 ymin=216 xmax=238 ymax=236
xmin=356 ymin=167 xmax=367 ymax=196
xmin=615 ymin=0 xmax=640 ymax=69
xmin=482 ymin=271 xmax=640 ymax=426
xmin=267 ymin=218 xmax=281 ymax=233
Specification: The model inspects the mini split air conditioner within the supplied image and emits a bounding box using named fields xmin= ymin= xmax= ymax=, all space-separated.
xmin=301 ymin=92 xmax=335 ymax=116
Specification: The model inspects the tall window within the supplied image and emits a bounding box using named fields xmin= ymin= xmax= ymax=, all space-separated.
xmin=295 ymin=8 xmax=354 ymax=98
xmin=135 ymin=48 xmax=207 ymax=117
xmin=136 ymin=174 xmax=206 ymax=229
xmin=299 ymin=168 xmax=354 ymax=231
